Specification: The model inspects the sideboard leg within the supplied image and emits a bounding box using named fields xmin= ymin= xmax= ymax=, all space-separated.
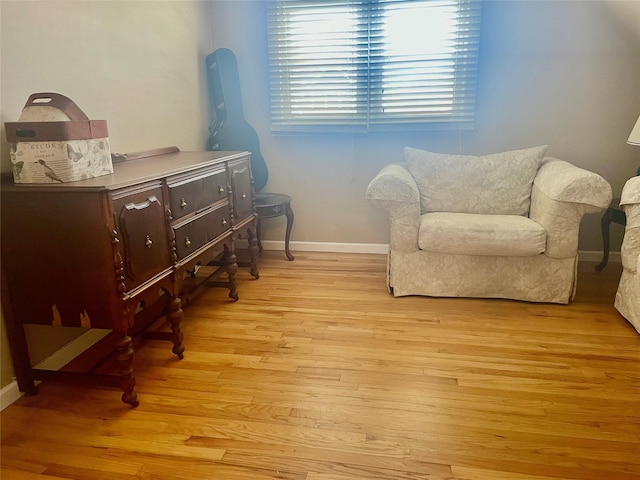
xmin=166 ymin=295 xmax=185 ymax=359
xmin=223 ymin=244 xmax=239 ymax=301
xmin=115 ymin=334 xmax=138 ymax=407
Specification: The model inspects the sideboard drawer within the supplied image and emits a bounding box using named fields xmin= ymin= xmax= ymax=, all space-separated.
xmin=112 ymin=185 xmax=172 ymax=292
xmin=173 ymin=203 xmax=231 ymax=260
xmin=168 ymin=167 xmax=227 ymax=221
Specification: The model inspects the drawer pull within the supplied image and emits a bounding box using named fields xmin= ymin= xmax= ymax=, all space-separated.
xmin=222 ymin=218 xmax=228 ymax=227
xmin=185 ymin=236 xmax=192 ymax=248
xmin=218 ymin=185 xmax=225 ymax=195
xmin=241 ymin=193 xmax=247 ymax=199
xmin=145 ymin=235 xmax=153 ymax=248
xmin=180 ymin=197 xmax=187 ymax=209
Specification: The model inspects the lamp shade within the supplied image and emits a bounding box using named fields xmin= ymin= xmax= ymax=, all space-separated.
xmin=629 ymin=115 xmax=640 ymax=146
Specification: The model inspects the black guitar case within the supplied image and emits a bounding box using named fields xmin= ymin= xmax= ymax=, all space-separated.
xmin=206 ymin=48 xmax=269 ymax=192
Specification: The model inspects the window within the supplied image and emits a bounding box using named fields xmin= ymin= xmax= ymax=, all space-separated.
xmin=266 ymin=0 xmax=482 ymax=133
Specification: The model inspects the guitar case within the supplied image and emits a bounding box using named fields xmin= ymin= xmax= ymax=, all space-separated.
xmin=206 ymin=48 xmax=269 ymax=192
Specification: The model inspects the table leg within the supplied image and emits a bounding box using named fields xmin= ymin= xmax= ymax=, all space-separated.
xmin=256 ymin=218 xmax=263 ymax=253
xmin=595 ymin=210 xmax=612 ymax=272
xmin=284 ymin=203 xmax=295 ymax=261
xmin=247 ymin=226 xmax=260 ymax=278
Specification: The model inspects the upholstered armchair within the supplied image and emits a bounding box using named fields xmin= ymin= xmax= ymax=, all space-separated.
xmin=615 ymin=176 xmax=640 ymax=333
xmin=366 ymin=146 xmax=612 ymax=304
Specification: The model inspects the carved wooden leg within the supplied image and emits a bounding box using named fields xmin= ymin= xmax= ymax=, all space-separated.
xmin=166 ymin=295 xmax=185 ymax=359
xmin=247 ymin=227 xmax=260 ymax=279
xmin=284 ymin=203 xmax=295 ymax=261
xmin=114 ymin=334 xmax=138 ymax=407
xmin=595 ymin=209 xmax=613 ymax=272
xmin=256 ymin=217 xmax=263 ymax=253
xmin=223 ymin=244 xmax=239 ymax=301
xmin=595 ymin=201 xmax=626 ymax=272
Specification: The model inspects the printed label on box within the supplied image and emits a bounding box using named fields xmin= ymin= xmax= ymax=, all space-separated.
xmin=11 ymin=138 xmax=113 ymax=183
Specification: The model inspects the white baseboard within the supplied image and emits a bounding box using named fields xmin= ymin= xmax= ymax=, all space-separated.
xmin=579 ymin=250 xmax=621 ymax=263
xmin=0 ymin=380 xmax=22 ymax=411
xmin=260 ymin=241 xmax=621 ymax=262
xmin=260 ymin=240 xmax=389 ymax=255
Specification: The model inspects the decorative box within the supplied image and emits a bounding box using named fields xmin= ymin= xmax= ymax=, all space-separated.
xmin=4 ymin=92 xmax=113 ymax=183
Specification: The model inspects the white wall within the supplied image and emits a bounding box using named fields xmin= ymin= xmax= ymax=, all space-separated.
xmin=1 ymin=1 xmax=213 ymax=159
xmin=209 ymin=0 xmax=640 ymax=248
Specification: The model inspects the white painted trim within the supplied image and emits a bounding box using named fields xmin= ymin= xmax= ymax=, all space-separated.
xmin=260 ymin=240 xmax=389 ymax=255
xmin=259 ymin=241 xmax=621 ymax=262
xmin=0 ymin=380 xmax=23 ymax=411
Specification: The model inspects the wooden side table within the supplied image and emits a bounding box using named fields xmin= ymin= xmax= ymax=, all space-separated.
xmin=255 ymin=192 xmax=295 ymax=261
xmin=595 ymin=198 xmax=626 ymax=271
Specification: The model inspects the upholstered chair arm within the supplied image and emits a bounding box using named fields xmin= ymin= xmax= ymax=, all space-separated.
xmin=530 ymin=157 xmax=612 ymax=258
xmin=366 ymin=163 xmax=420 ymax=251
xmin=620 ymin=176 xmax=640 ymax=273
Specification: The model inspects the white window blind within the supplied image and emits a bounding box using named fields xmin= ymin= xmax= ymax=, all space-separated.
xmin=267 ymin=0 xmax=482 ymax=133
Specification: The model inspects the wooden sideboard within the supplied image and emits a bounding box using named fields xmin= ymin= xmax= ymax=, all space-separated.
xmin=1 ymin=150 xmax=259 ymax=406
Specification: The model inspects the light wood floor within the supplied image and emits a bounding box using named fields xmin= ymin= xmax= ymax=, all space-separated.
xmin=2 ymin=251 xmax=639 ymax=480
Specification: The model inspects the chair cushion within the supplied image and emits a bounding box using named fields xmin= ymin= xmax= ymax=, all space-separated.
xmin=404 ymin=145 xmax=548 ymax=215
xmin=418 ymin=212 xmax=547 ymax=256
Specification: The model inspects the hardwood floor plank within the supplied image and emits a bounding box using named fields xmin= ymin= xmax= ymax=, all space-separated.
xmin=1 ymin=441 xmax=138 ymax=476
xmin=1 ymin=252 xmax=638 ymax=480
xmin=0 ymin=469 xmax=63 ymax=480
xmin=450 ymin=465 xmax=593 ymax=480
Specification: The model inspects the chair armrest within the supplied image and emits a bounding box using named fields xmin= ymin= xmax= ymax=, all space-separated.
xmin=530 ymin=158 xmax=612 ymax=258
xmin=620 ymin=176 xmax=640 ymax=273
xmin=533 ymin=157 xmax=612 ymax=209
xmin=620 ymin=176 xmax=640 ymax=207
xmin=366 ymin=163 xmax=420 ymax=251
xmin=366 ymin=163 xmax=420 ymax=204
